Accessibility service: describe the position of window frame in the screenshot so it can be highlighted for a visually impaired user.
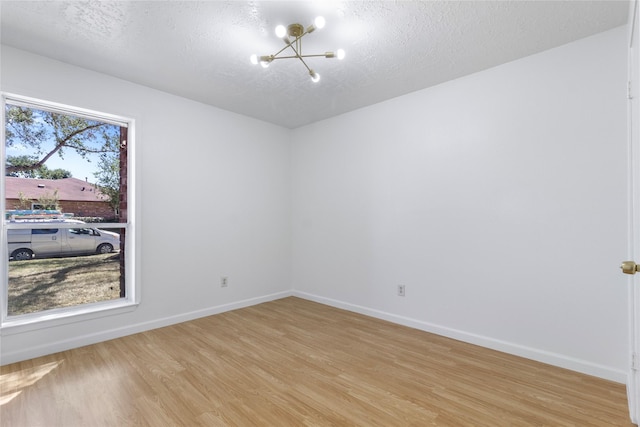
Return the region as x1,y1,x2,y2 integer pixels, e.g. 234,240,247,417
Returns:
0,93,138,334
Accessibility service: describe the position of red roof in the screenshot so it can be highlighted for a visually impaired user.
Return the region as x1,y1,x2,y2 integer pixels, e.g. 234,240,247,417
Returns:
5,177,109,202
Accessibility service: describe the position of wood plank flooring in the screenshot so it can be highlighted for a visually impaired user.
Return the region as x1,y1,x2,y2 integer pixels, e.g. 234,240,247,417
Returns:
0,297,633,426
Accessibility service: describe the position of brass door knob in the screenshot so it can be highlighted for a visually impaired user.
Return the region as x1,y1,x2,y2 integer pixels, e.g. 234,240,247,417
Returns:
621,261,640,275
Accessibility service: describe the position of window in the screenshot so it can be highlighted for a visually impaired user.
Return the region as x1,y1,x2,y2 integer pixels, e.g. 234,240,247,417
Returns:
31,229,58,235
1,93,136,328
69,228,93,235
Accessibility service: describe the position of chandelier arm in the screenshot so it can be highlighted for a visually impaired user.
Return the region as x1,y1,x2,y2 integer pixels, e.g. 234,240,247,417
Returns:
268,29,310,60
286,33,303,58
296,33,303,56
268,54,330,60
268,55,301,60
299,54,332,58
290,31,310,50
286,38,302,58
282,38,313,74
271,42,296,59
297,56,313,74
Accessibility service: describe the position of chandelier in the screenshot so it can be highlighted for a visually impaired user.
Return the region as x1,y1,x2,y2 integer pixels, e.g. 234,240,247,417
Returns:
250,16,345,83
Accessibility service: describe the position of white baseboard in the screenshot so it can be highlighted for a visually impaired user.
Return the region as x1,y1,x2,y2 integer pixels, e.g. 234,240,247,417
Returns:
3,290,629,385
1,291,293,365
293,291,628,384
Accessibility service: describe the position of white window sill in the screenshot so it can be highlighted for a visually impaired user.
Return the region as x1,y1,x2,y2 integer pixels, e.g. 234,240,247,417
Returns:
1,299,139,335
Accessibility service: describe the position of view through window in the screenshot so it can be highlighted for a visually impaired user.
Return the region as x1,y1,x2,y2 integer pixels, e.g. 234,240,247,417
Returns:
3,97,130,318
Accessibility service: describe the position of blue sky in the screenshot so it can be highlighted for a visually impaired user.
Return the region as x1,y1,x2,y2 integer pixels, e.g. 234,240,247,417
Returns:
43,150,101,183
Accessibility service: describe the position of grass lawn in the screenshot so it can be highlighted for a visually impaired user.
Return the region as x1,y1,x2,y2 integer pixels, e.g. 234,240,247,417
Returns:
8,253,121,316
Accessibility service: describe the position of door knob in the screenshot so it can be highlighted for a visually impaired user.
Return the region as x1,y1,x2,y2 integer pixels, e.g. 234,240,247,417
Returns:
621,261,640,275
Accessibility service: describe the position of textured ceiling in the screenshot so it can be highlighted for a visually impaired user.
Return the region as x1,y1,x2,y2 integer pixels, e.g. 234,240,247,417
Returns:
0,1,630,129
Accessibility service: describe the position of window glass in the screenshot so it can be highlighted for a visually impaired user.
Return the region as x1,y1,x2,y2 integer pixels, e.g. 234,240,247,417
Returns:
31,229,58,235
3,96,132,319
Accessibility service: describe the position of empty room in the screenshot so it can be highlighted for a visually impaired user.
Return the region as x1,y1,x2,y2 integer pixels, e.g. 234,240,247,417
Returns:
1,0,639,425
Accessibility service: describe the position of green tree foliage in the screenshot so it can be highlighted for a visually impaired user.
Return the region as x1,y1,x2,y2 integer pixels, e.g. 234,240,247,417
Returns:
6,155,72,179
6,155,40,177
14,192,32,210
43,168,73,179
93,152,120,214
35,190,61,211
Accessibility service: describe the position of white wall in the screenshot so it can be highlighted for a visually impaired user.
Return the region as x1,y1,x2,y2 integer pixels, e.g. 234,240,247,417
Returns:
0,46,292,363
291,27,629,382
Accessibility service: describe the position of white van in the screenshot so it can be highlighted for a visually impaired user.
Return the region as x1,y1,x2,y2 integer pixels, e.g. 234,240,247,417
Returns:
8,219,120,261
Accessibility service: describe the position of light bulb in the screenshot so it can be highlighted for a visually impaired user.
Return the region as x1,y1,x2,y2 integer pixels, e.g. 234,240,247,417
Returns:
314,16,325,29
337,49,345,60
259,55,271,68
275,25,287,38
310,70,320,83
250,54,258,65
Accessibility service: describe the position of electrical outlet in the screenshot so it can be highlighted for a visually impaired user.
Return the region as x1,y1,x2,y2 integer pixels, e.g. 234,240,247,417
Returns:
397,285,405,297
221,276,228,287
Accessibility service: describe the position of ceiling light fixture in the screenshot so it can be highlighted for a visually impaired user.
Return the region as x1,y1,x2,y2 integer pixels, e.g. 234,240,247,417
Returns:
250,16,345,83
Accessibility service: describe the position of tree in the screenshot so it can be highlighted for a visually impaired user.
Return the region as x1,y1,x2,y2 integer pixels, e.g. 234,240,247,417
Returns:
93,151,120,214
5,104,119,175
6,155,40,178
35,190,61,211
6,155,72,179
42,168,73,179
14,192,32,210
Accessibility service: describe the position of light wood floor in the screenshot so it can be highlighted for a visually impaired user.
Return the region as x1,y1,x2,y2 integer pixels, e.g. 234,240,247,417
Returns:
0,297,633,426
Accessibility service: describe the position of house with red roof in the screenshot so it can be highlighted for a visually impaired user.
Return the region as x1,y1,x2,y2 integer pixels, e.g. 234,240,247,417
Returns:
5,176,115,219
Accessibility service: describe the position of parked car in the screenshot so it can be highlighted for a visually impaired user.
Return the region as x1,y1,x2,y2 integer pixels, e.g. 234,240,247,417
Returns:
8,219,120,260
